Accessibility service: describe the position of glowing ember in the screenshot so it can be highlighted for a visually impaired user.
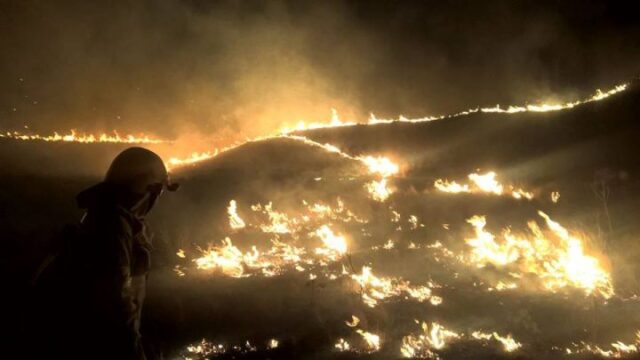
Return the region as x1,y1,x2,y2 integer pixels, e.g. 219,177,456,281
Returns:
334,338,351,352
181,338,265,359
267,339,279,349
184,339,227,358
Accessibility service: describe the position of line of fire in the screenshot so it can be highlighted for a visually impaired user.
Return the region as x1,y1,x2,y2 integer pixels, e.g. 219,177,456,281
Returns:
2,2,640,360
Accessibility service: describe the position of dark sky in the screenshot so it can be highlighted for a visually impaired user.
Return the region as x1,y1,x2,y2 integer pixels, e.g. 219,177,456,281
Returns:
1,0,638,142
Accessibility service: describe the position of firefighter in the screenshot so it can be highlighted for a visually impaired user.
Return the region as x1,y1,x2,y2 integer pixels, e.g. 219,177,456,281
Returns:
35,147,178,359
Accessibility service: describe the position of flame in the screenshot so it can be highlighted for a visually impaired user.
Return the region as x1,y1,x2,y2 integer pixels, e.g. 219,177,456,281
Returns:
435,171,533,200
488,281,518,292
188,199,371,278
357,155,399,202
345,315,360,327
401,323,523,358
182,338,266,359
168,151,218,168
313,225,348,262
283,83,628,133
465,212,614,298
358,156,400,178
480,84,628,114
185,339,227,358
227,200,246,230
0,129,164,144
279,108,357,133
194,238,251,278
471,331,522,352
194,237,308,278
335,338,351,352
551,191,561,203
356,329,381,352
251,202,297,234
365,179,393,202
166,131,402,208
468,172,504,195
400,322,461,358
566,339,639,358
434,179,470,193
351,266,438,308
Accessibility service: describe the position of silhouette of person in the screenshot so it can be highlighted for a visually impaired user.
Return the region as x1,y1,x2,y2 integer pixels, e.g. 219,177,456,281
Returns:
32,147,178,359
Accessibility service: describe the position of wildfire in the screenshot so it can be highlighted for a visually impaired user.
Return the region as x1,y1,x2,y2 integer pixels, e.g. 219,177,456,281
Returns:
471,331,522,352
194,236,310,278
400,322,461,359
356,329,382,352
435,171,534,200
182,338,277,359
334,338,351,352
480,84,628,114
358,155,400,178
194,238,252,278
465,212,614,298
351,266,439,308
283,83,628,131
313,225,348,262
227,200,246,230
345,315,360,327
364,179,393,202
168,151,218,168
186,198,374,278
267,339,279,349
0,129,165,144
566,338,640,358
184,339,227,358
433,179,470,193
251,202,298,234
401,322,524,359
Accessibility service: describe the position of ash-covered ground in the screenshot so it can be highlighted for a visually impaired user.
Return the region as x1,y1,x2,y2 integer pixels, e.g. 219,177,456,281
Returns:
3,81,640,359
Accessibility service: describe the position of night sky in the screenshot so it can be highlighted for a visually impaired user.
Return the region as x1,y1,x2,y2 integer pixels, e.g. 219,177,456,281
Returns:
1,0,639,141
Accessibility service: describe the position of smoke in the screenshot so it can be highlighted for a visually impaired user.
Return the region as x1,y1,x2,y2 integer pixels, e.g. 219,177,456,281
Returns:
1,0,640,151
